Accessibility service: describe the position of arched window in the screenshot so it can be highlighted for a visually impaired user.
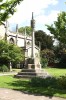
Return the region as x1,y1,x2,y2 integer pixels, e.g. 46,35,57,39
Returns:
27,41,30,45
9,38,14,44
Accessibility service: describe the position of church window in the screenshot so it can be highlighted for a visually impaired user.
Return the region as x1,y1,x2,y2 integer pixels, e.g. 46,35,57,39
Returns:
9,38,14,44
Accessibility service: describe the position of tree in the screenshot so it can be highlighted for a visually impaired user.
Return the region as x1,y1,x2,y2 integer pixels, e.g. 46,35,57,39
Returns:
41,49,55,67
46,12,66,45
46,12,66,68
0,40,24,67
8,43,24,63
18,26,32,35
0,0,23,23
53,44,66,68
35,30,54,50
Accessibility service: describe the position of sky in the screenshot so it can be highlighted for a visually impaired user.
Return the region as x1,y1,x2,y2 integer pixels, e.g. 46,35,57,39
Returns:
8,0,66,35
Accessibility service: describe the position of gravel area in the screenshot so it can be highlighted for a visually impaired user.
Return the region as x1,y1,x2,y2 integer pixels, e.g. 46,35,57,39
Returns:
0,88,66,100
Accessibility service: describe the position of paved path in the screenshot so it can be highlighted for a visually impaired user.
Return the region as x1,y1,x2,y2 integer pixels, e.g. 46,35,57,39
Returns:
0,72,17,76
0,88,66,100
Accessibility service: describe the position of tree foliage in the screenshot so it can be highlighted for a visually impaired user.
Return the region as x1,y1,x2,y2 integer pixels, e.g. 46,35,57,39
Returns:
41,49,55,66
0,0,23,23
18,26,32,36
46,12,66,45
35,30,54,50
0,40,24,66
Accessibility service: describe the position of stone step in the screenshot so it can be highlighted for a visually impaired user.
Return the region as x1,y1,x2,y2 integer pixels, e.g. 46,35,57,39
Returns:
18,72,37,75
15,73,50,78
18,72,48,76
15,72,49,78
21,69,36,72
15,69,51,78
15,75,36,78
21,69,45,73
18,71,47,74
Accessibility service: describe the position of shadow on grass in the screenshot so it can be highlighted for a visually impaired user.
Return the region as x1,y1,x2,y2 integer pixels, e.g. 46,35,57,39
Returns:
6,76,66,98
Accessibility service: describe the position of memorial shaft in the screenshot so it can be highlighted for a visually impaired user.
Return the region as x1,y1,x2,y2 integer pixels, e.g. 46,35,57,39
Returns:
31,12,35,58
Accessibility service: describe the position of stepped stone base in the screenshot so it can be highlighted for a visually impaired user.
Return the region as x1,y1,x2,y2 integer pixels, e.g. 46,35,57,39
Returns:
15,69,50,78
28,64,41,69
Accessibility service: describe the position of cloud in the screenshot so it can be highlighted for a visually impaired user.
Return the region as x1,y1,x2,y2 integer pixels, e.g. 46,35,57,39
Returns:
8,0,58,22
35,10,59,25
8,0,59,32
35,10,60,35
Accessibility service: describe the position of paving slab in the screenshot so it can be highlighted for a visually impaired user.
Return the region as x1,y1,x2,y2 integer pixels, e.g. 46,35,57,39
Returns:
0,88,66,100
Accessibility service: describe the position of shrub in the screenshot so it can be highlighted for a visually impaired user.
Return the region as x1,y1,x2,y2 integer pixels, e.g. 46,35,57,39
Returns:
58,54,66,68
41,58,48,68
41,49,55,68
0,65,9,72
30,76,66,90
57,76,66,89
30,77,57,87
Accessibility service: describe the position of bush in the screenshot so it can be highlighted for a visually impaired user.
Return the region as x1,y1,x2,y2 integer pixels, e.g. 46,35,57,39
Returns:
58,54,66,68
41,58,48,68
30,76,66,90
30,77,57,87
0,65,9,72
57,76,66,89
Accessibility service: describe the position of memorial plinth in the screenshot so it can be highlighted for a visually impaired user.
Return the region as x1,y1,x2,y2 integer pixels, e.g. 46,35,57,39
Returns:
15,13,47,78
15,69,50,78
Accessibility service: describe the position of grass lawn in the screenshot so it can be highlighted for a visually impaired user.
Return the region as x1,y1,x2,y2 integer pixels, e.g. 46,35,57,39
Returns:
0,75,29,89
45,67,66,77
0,68,22,74
0,75,66,98
12,68,22,72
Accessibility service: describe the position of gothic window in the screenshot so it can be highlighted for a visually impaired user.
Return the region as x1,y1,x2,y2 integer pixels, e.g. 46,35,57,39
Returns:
9,38,14,44
27,41,30,45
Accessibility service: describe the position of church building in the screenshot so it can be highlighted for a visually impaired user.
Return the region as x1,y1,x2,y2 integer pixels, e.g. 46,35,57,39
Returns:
0,14,41,69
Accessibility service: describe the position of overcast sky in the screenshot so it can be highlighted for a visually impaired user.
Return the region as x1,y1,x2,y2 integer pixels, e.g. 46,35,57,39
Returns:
8,0,66,35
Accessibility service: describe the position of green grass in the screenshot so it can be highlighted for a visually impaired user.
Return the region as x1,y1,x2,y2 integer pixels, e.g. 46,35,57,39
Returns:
0,75,29,89
0,68,22,74
0,75,66,98
12,68,22,72
0,68,66,98
45,67,66,77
